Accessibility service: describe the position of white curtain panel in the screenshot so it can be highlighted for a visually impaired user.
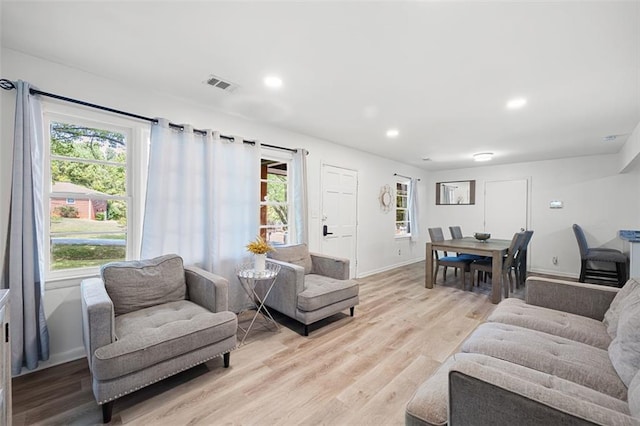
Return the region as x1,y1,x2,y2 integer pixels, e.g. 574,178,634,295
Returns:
3,80,50,374
210,134,260,312
141,119,216,267
408,178,421,242
291,148,309,244
141,121,260,312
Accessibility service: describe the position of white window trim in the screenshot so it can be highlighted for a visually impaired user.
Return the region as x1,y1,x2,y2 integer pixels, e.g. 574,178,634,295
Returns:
259,147,293,243
395,179,411,239
42,103,148,282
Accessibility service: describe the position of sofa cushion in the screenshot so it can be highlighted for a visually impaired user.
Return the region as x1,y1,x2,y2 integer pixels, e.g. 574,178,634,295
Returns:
461,322,627,399
629,369,640,419
609,289,640,386
268,244,313,274
297,274,359,312
405,355,456,426
102,254,187,315
604,278,640,339
92,300,237,380
487,298,611,349
406,352,632,426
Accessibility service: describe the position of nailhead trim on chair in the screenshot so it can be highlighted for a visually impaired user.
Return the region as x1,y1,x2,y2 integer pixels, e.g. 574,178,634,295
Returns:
97,347,236,404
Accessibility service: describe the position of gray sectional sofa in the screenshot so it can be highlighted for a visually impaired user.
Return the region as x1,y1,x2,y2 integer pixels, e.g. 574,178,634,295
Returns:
406,277,640,425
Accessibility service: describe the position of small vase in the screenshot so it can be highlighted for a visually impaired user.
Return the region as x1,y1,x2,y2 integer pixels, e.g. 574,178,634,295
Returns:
254,253,266,272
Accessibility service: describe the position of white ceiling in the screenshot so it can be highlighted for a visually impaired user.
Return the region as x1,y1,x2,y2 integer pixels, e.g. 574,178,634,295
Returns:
2,1,639,170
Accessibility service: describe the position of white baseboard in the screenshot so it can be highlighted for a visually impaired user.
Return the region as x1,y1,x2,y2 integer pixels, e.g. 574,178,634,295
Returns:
15,346,86,377
529,268,579,279
357,258,425,278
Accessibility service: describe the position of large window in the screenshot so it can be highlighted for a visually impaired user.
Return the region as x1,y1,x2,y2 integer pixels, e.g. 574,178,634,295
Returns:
44,108,144,279
259,157,291,246
396,181,411,236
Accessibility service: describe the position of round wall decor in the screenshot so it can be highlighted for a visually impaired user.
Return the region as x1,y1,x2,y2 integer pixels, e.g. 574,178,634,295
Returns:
379,184,393,213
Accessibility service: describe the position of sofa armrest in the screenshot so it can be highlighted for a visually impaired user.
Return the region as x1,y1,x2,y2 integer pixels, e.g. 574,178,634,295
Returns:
448,359,634,426
310,253,349,279
185,265,229,313
525,277,619,320
80,278,115,371
259,259,305,319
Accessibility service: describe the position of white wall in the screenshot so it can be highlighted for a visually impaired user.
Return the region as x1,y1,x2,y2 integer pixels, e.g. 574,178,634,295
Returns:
619,121,640,173
0,48,429,369
426,154,640,278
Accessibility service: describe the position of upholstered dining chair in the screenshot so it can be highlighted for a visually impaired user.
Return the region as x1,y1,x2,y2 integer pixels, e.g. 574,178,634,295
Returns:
428,227,474,289
449,226,464,240
449,226,487,261
572,224,627,286
81,254,237,423
512,230,534,288
470,232,525,294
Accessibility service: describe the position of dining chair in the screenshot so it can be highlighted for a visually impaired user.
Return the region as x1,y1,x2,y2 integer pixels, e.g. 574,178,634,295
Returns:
428,227,474,290
470,232,525,295
449,226,487,261
572,224,627,287
512,230,534,288
449,226,463,240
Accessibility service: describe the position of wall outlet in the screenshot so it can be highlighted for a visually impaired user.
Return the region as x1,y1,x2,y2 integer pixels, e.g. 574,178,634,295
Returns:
552,256,558,265
398,249,401,256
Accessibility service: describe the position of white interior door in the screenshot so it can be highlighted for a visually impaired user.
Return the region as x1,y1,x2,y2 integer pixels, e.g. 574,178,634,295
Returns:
321,164,358,278
484,179,529,239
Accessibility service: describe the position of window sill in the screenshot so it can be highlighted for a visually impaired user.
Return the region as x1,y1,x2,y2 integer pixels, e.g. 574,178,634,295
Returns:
395,234,411,240
46,269,100,290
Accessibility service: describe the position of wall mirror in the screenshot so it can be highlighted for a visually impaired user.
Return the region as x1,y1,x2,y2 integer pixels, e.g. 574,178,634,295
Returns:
436,180,476,205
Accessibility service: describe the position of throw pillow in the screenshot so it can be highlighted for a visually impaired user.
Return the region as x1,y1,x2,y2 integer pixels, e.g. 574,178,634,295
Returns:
608,288,640,386
268,244,313,274
603,278,640,339
102,254,187,315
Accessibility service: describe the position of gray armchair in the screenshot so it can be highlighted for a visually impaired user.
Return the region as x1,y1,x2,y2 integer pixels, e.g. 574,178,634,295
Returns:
258,244,359,336
81,254,237,423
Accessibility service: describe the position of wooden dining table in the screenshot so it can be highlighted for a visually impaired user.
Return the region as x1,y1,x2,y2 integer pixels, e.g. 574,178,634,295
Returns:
425,237,512,304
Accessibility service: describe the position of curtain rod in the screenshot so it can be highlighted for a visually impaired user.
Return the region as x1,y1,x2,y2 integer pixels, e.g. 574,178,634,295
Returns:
394,173,421,181
0,78,300,154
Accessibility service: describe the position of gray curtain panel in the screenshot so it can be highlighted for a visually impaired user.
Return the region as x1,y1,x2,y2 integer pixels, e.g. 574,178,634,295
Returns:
2,80,50,374
408,177,420,242
292,148,309,245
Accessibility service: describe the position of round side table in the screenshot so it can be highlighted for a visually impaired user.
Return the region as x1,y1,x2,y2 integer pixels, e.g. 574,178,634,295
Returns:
236,261,281,344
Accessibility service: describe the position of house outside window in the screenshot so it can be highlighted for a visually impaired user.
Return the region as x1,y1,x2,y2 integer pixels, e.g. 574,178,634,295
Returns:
396,181,411,237
43,106,146,279
260,155,292,246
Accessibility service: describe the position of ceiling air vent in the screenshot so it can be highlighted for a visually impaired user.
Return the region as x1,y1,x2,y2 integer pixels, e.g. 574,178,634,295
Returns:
205,74,238,93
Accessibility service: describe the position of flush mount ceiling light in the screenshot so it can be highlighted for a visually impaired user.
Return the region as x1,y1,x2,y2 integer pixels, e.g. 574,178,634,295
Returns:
506,97,527,109
264,75,283,89
386,129,399,138
473,152,494,162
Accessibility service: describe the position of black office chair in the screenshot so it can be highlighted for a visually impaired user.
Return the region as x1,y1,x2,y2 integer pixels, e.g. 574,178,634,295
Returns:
572,224,627,287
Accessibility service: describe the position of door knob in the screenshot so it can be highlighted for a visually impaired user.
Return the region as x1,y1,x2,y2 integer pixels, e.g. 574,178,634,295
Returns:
323,225,333,236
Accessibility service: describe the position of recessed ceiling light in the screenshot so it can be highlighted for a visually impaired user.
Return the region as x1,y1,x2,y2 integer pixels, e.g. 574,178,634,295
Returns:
473,152,494,162
422,157,432,162
264,75,283,89
506,98,527,109
386,129,399,138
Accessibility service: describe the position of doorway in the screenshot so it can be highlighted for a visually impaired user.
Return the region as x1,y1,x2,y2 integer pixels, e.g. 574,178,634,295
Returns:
320,164,358,278
484,178,529,239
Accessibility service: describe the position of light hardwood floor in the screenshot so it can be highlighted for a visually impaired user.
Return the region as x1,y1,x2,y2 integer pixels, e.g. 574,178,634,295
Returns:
12,262,504,425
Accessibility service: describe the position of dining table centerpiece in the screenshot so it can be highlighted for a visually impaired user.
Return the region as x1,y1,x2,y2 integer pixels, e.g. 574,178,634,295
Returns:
246,236,274,272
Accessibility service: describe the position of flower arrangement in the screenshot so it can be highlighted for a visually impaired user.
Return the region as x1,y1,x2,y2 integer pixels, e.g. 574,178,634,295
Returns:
245,236,274,255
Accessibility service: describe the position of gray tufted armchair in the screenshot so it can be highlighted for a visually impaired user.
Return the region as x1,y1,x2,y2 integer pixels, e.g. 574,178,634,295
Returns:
81,254,237,423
